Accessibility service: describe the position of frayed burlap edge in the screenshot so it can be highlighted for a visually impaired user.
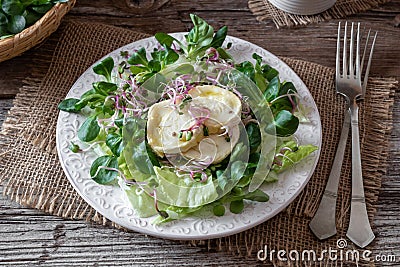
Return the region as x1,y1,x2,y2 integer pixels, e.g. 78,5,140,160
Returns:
248,0,391,28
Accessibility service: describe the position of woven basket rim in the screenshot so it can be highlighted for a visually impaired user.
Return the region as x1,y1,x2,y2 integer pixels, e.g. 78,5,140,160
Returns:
0,0,76,62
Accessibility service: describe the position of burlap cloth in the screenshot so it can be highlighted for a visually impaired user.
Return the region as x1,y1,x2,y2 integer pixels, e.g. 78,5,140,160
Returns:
248,0,391,28
0,21,397,266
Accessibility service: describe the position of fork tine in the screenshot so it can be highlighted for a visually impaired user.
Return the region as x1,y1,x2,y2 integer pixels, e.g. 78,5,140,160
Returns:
356,23,361,79
343,22,348,77
362,32,377,96
336,22,341,79
349,22,354,77
360,29,371,76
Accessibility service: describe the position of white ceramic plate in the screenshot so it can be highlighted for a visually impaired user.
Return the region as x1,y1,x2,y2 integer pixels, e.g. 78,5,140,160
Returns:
56,33,322,240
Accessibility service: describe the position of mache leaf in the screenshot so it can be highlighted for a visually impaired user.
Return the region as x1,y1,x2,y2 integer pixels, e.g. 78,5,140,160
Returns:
263,76,280,102
246,122,261,153
7,15,25,34
210,26,227,48
92,81,117,96
127,47,148,66
77,116,100,142
90,155,118,184
58,98,81,113
213,204,225,216
2,0,24,16
266,110,299,137
106,133,124,157
243,189,269,202
229,200,244,214
235,61,255,81
93,57,114,82
155,32,175,48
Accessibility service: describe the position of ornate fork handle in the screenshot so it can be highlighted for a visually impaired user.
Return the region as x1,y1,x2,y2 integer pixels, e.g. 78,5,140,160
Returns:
309,106,350,239
346,101,375,248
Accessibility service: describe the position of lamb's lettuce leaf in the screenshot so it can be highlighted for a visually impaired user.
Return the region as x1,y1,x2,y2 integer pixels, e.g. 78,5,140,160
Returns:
272,140,318,173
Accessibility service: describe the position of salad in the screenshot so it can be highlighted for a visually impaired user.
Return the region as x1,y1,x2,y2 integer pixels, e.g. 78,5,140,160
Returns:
58,14,317,224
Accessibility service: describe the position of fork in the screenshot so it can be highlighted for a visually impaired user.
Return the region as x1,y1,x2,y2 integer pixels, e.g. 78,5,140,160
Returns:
309,22,377,248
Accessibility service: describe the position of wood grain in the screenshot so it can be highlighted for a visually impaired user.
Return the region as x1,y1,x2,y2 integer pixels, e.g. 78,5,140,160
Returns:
0,0,399,265
0,188,260,266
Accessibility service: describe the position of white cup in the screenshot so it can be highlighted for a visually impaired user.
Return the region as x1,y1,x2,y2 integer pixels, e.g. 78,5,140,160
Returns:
268,0,337,15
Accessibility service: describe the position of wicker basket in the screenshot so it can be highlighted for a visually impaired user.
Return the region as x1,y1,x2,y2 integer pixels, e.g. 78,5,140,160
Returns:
0,0,76,63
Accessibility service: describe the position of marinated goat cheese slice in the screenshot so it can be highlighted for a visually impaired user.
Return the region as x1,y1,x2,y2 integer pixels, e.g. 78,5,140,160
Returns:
182,124,240,164
147,100,203,157
188,85,242,134
147,84,242,163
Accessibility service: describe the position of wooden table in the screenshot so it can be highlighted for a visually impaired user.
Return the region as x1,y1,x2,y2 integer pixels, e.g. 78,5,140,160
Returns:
1,1,399,266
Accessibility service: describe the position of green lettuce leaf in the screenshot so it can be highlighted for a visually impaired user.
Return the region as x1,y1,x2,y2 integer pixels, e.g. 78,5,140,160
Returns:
153,167,218,208
152,205,205,224
273,140,318,173
122,185,158,218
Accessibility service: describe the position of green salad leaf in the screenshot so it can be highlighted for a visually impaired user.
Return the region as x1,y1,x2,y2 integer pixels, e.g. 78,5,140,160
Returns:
106,133,123,157
272,140,318,173
125,46,179,84
246,122,261,153
123,118,159,175
155,14,231,61
152,205,204,224
210,25,228,49
93,57,114,82
90,155,118,184
186,14,214,55
154,32,176,48
93,81,118,96
77,116,100,142
123,185,159,218
58,98,80,113
267,110,299,137
229,200,244,214
151,46,179,68
263,76,280,102
235,52,302,137
212,204,225,216
153,167,218,208
128,47,148,66
0,0,68,38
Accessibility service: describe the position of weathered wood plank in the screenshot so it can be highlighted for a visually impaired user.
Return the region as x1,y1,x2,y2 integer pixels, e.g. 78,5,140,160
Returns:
0,99,13,125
